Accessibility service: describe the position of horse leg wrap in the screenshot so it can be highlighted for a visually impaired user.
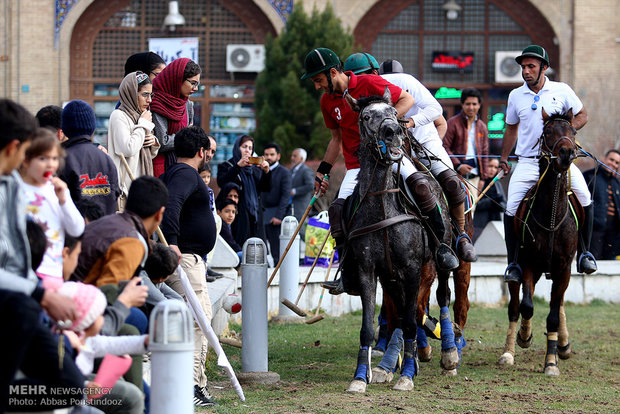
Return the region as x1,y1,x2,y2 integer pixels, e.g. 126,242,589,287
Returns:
417,326,429,349
558,306,569,347
401,339,419,379
354,346,372,383
503,320,518,356
377,328,403,373
422,313,441,340
545,332,559,367
440,306,456,350
374,313,389,352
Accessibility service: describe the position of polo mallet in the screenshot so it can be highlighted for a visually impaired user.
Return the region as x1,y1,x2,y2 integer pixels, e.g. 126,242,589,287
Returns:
305,249,336,324
281,230,331,317
465,169,505,214
119,154,168,246
267,174,329,287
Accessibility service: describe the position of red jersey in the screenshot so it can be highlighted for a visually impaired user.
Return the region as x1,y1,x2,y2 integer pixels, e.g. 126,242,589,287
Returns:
320,72,402,169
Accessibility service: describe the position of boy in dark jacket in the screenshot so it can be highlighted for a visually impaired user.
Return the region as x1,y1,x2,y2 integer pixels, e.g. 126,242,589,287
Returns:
59,100,120,215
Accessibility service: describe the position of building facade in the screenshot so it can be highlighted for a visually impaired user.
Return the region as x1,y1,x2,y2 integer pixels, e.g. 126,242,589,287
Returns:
1,0,618,158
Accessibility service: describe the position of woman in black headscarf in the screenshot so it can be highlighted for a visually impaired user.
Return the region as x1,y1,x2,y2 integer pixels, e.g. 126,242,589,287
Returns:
124,52,166,79
217,135,271,246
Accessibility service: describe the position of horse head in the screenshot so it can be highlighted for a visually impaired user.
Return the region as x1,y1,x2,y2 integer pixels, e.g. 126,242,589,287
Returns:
345,87,404,164
541,108,577,171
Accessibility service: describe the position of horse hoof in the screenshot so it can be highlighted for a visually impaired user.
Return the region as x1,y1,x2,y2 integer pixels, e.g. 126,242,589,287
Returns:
371,349,385,358
392,376,414,391
371,367,393,384
558,343,572,360
442,368,458,377
544,365,560,376
346,379,367,393
440,348,460,370
517,333,533,349
418,345,432,362
498,352,514,367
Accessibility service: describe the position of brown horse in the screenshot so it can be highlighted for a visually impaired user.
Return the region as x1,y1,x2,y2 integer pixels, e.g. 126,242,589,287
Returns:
498,109,581,375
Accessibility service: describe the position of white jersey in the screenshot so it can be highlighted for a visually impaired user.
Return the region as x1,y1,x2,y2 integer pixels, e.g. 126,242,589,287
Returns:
505,77,583,158
381,73,442,145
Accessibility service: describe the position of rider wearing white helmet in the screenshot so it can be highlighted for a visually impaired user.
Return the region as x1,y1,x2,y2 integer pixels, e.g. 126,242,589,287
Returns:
500,44,597,282
344,53,477,263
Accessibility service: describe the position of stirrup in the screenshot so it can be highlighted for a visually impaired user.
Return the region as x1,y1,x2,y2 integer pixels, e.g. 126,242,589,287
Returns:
504,263,522,283
321,278,344,295
577,252,597,274
455,233,477,262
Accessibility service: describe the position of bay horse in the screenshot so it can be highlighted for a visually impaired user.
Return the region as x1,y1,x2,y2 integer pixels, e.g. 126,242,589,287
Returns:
498,109,581,375
341,88,459,392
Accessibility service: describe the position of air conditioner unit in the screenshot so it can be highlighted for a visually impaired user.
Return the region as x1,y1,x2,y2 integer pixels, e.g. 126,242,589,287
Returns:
226,44,265,73
495,51,522,83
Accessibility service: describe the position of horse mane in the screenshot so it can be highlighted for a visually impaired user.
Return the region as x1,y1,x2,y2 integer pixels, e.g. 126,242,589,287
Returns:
546,112,572,123
356,94,390,111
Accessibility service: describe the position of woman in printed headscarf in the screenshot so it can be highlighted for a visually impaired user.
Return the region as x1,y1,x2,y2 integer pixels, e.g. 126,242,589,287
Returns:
124,51,166,79
217,135,271,246
150,57,201,177
107,71,159,207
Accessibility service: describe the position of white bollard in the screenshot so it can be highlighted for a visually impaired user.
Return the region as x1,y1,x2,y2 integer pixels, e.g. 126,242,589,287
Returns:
241,238,269,372
149,300,194,414
278,216,300,317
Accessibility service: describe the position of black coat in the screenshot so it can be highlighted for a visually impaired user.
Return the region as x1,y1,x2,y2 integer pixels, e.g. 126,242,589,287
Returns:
583,167,620,230
261,164,292,223
290,163,315,220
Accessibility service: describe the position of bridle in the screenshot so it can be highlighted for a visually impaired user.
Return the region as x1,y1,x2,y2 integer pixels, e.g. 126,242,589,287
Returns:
358,103,404,166
539,117,577,162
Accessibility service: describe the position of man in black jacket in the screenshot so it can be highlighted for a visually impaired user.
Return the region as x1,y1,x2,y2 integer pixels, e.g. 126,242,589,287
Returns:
261,142,292,264
290,148,315,239
583,149,620,259
59,100,119,215
159,126,217,407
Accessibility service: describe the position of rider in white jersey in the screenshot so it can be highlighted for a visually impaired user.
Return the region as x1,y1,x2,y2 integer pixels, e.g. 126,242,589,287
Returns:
343,53,477,262
499,45,597,282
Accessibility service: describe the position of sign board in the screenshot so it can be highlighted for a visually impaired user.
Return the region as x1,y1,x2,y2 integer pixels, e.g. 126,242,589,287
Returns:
434,87,462,100
431,51,474,73
148,37,199,64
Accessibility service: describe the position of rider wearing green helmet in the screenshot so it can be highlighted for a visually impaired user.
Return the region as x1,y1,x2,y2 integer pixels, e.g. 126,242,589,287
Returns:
343,52,380,75
515,44,550,88
301,47,342,94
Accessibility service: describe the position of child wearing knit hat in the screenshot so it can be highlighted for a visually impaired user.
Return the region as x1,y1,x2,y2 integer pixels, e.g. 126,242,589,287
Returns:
58,282,147,412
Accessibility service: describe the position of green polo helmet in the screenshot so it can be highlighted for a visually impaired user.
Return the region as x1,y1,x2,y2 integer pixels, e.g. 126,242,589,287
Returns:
343,52,380,74
515,44,549,66
301,48,341,80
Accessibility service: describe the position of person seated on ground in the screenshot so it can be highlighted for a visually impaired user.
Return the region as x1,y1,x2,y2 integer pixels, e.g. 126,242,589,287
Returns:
217,198,243,262
140,242,183,316
473,158,507,242
59,282,146,414
76,197,105,224
1,98,88,413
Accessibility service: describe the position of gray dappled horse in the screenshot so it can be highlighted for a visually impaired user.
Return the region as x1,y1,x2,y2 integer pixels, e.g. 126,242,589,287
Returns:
342,88,459,392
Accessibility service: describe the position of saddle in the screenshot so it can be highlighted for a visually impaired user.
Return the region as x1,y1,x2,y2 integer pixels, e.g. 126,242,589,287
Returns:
515,184,584,246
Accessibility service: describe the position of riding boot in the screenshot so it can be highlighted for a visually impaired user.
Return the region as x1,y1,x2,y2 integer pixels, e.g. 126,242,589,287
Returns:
450,203,477,262
321,198,347,295
576,204,597,274
406,173,459,271
503,215,522,283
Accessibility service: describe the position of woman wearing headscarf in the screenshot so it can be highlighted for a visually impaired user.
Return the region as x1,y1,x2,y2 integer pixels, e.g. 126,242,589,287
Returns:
217,135,271,246
124,51,166,79
150,57,201,177
107,71,159,207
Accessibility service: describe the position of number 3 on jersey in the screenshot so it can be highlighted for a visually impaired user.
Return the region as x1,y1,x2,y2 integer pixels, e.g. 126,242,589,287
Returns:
334,107,342,121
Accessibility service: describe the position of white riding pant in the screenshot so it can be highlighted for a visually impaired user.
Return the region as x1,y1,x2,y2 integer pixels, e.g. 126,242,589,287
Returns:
338,156,418,199
505,157,591,216
412,137,452,176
